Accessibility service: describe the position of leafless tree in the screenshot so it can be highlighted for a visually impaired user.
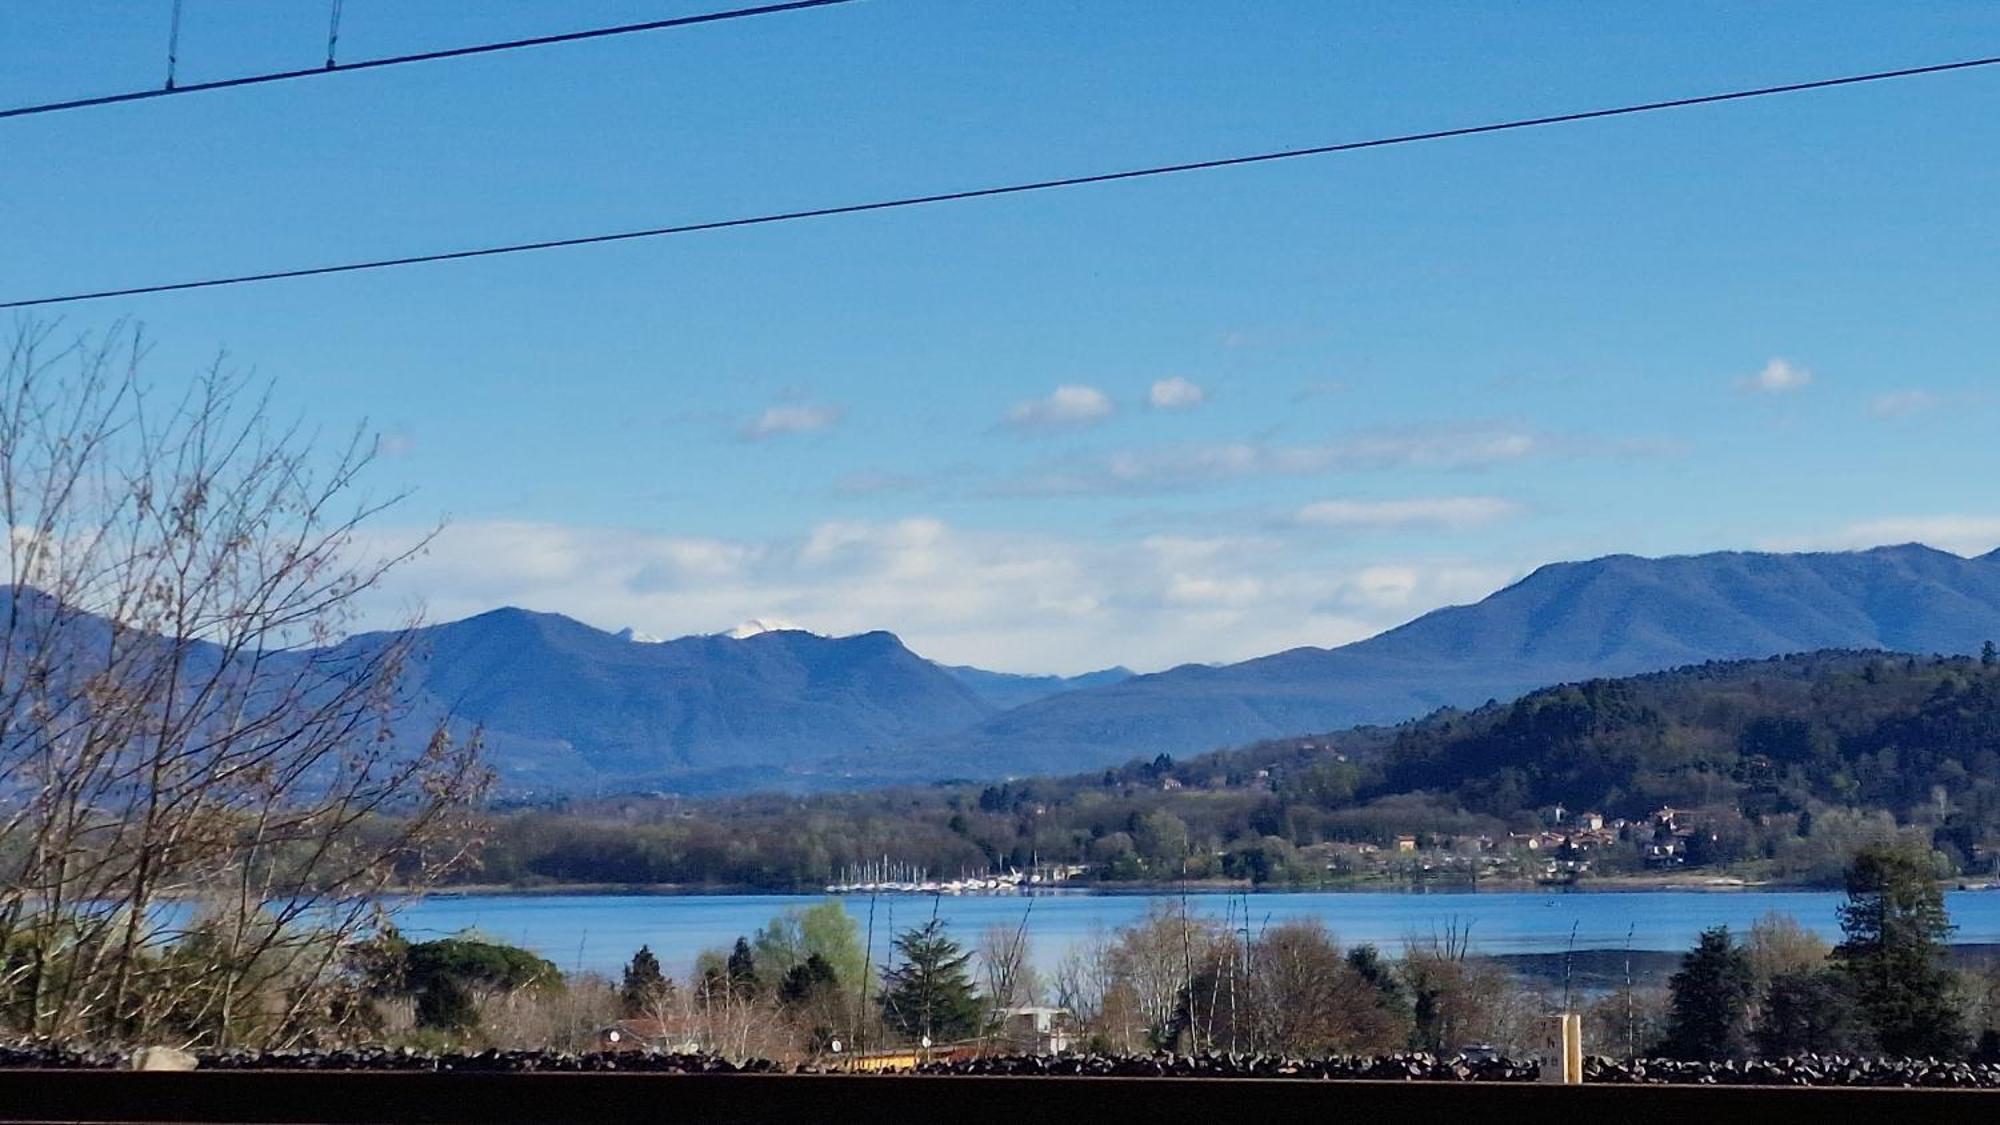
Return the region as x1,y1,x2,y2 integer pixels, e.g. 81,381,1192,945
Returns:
1073,901,1229,1052
977,921,1040,1010
1181,920,1406,1056
1584,984,1670,1060
1401,921,1543,1055
1051,927,1112,1041
680,968,797,1061
0,321,488,1048
1745,911,1830,984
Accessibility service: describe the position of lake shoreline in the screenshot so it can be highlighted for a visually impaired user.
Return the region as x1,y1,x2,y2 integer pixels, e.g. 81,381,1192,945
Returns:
414,873,1862,899
395,887,2000,978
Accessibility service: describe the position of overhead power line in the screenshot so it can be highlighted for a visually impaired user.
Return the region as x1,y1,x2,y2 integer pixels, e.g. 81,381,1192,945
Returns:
0,0,863,122
5,53,1996,311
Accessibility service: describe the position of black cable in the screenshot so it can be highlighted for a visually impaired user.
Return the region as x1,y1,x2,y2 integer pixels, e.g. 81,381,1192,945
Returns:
5,53,1995,310
0,0,864,122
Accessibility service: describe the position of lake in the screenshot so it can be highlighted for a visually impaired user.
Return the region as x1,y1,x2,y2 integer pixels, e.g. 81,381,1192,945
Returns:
393,888,2000,979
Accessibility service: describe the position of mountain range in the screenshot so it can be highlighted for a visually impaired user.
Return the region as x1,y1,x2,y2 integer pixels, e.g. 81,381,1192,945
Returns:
373,542,2000,793
360,611,1134,793
12,544,1998,795
931,543,2000,775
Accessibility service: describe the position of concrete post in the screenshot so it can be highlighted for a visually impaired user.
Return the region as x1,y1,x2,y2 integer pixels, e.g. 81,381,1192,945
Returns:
1538,1013,1584,1084
1560,1012,1583,1085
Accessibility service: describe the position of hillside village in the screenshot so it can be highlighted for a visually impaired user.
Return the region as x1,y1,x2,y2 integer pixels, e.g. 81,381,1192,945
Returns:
463,648,2000,892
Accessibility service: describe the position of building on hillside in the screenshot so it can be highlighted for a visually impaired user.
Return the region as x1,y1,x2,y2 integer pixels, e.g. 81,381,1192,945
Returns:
995,1006,1079,1054
1394,835,1418,853
1645,838,1688,867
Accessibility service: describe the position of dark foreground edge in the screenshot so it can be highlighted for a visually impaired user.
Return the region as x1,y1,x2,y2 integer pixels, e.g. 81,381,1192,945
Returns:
0,1071,1996,1125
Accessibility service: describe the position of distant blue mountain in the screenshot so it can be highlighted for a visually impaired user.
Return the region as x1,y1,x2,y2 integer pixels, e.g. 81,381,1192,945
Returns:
929,544,2000,776
375,610,998,793
98,542,2000,795
939,663,1134,710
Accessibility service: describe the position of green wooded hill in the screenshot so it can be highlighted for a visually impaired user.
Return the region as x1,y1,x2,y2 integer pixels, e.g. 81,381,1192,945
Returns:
467,648,2000,889
1376,648,2000,827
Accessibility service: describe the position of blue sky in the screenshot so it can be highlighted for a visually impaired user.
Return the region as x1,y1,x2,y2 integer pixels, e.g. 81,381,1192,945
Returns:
4,2,1997,672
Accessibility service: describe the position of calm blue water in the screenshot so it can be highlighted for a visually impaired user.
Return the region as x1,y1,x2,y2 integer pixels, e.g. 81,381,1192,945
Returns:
392,889,2000,979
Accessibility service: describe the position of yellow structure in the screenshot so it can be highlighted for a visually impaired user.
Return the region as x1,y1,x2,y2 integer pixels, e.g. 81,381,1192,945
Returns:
1537,1013,1584,1084
1558,1013,1583,1084
841,1050,923,1073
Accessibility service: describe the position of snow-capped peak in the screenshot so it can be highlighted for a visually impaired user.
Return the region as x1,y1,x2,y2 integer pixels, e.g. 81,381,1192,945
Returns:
615,627,665,644
725,618,807,639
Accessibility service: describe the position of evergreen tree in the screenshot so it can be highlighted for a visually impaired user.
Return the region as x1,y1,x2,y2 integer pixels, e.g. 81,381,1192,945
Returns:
1755,969,1866,1057
726,936,760,993
780,952,846,1053
415,974,479,1034
1834,842,1967,1057
401,935,561,1035
1660,926,1753,1060
1345,944,1412,1028
779,953,840,1007
620,945,671,1017
1983,640,1997,668
879,918,982,1044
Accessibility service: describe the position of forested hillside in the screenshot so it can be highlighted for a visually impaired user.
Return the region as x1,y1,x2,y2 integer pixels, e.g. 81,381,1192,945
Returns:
931,545,2000,774
462,647,2000,889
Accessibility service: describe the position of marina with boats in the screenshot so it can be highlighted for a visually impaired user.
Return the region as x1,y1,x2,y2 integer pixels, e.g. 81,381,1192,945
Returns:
824,860,1089,895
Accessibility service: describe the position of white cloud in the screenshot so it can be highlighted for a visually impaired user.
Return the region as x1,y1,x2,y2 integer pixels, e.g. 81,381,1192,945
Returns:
1739,358,1812,394
1868,389,1940,419
740,403,844,440
1004,385,1115,431
1294,496,1521,530
359,517,1522,674
1765,515,2000,559
1002,424,1541,496
1148,376,1206,411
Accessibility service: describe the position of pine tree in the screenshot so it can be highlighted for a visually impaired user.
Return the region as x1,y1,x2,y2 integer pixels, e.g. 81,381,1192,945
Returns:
402,936,560,1035
780,953,840,1007
727,936,760,993
1345,944,1412,1028
620,945,671,1017
1834,842,1967,1057
879,918,982,1045
415,974,478,1034
1755,969,1866,1057
1660,926,1753,1060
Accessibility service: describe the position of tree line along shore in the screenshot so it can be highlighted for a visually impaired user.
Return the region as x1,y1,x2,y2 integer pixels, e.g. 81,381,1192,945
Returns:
441,648,2000,894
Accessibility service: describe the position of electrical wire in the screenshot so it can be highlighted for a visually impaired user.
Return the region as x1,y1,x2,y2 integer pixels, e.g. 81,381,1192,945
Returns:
0,0,864,122
5,52,1996,310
